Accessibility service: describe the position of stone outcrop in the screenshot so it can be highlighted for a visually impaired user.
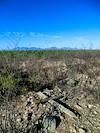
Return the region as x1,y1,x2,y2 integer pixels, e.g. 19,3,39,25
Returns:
0,89,100,133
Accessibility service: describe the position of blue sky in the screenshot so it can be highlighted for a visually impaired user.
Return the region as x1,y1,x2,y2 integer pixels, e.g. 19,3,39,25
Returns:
0,0,100,49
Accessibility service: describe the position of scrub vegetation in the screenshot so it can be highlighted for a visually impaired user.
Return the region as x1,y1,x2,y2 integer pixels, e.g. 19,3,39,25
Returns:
0,50,100,133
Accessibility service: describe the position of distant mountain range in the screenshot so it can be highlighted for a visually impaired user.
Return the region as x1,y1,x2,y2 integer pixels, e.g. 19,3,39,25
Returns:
12,47,80,51
13,47,42,51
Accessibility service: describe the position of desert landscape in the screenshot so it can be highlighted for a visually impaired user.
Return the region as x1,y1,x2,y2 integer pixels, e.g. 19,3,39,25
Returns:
0,50,100,133
0,0,100,132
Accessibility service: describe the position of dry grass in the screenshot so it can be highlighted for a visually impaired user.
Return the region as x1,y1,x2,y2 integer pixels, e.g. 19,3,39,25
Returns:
0,50,100,132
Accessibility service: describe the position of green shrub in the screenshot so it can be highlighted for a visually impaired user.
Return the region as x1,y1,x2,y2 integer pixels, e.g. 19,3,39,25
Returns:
0,74,20,91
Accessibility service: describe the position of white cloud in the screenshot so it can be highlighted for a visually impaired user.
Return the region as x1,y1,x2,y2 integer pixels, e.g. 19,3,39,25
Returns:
51,35,62,39
30,32,35,36
0,33,98,49
74,37,84,41
72,37,95,49
37,33,44,37
30,32,48,37
30,32,63,39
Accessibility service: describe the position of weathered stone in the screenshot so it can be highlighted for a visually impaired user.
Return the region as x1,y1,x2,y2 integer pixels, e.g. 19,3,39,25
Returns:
66,78,79,87
69,126,77,133
87,104,93,109
1,88,100,133
78,128,87,133
43,115,57,133
37,92,78,119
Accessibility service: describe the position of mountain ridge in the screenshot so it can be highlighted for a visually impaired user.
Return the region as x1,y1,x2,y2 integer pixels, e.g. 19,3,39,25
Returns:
12,47,80,51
